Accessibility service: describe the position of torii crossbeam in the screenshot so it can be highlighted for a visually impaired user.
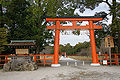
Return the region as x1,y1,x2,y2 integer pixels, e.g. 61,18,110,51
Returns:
46,16,104,66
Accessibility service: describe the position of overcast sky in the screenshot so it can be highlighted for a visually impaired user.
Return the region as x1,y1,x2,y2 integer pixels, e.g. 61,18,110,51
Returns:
59,2,111,46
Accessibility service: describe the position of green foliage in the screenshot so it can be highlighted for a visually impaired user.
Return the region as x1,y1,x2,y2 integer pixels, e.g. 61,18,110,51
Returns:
94,12,110,48
59,44,64,54
1,0,120,54
0,28,8,54
1,0,78,53
74,42,90,53
59,42,90,55
59,43,74,55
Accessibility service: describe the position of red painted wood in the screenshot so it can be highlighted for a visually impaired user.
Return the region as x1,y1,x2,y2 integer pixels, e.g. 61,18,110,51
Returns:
46,18,103,21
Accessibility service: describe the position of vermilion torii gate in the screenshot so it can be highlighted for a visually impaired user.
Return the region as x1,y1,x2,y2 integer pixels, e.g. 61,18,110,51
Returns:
46,16,103,66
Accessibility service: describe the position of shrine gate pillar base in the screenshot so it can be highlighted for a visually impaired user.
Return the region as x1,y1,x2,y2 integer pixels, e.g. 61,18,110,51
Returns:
89,21,100,66
51,21,61,67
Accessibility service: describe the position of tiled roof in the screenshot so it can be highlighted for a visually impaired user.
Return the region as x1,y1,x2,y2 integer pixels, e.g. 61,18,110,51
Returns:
7,40,36,46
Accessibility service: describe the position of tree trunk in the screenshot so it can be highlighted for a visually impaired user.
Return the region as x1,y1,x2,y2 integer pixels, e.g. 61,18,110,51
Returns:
112,0,116,23
111,0,117,53
0,4,4,28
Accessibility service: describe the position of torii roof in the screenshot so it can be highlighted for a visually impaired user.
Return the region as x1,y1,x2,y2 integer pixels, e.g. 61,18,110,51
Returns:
42,13,107,19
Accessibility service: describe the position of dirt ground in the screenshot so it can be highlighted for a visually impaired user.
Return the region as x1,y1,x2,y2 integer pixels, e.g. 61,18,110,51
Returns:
0,64,120,80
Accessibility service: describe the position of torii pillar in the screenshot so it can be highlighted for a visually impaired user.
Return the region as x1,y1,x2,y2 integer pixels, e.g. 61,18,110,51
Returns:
89,21,100,66
51,21,61,67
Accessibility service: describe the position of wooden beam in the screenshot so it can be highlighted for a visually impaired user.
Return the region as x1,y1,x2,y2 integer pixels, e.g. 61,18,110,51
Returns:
47,25,102,29
46,18,103,21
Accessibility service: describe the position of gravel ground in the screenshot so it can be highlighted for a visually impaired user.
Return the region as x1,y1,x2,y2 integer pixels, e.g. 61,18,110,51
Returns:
0,65,120,80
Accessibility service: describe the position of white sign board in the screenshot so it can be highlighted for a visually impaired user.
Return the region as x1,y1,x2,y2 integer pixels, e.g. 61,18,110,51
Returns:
103,60,107,64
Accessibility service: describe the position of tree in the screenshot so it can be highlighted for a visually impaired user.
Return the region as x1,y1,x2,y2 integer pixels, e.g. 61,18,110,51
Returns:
0,28,8,54
59,42,91,56
0,0,10,28
59,44,64,54
94,12,110,48
60,43,74,55
2,0,120,53
74,42,90,53
70,0,120,52
3,0,78,53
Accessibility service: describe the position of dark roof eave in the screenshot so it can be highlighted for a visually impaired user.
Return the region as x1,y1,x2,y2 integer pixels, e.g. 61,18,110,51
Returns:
7,44,36,46
42,14,107,19
11,40,36,43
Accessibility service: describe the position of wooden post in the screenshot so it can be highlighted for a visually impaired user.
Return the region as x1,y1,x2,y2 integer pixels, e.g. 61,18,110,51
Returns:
105,54,108,65
34,55,36,62
54,21,60,64
44,55,45,66
99,52,101,64
117,55,119,66
108,37,112,66
5,56,7,63
89,21,98,65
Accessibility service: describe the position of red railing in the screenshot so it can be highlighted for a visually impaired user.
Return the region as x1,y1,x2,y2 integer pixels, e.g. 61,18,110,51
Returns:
97,53,120,65
0,54,54,66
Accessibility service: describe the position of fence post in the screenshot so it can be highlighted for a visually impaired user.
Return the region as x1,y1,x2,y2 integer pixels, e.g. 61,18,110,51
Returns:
105,54,108,65
117,55,119,66
5,56,8,64
108,47,112,66
99,52,101,64
34,55,36,62
44,55,45,66
115,54,117,65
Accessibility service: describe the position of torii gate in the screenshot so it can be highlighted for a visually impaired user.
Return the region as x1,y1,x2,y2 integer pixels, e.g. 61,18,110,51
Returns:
46,16,103,66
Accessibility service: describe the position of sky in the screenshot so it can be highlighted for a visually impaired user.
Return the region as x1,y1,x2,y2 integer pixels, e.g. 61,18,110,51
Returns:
59,2,111,46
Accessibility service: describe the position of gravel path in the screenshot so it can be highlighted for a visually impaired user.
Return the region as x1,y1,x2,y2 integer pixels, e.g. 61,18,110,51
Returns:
0,65,120,80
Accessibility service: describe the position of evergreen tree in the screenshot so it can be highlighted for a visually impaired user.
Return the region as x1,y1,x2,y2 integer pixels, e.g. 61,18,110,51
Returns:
0,28,8,54
71,0,120,51
2,0,76,53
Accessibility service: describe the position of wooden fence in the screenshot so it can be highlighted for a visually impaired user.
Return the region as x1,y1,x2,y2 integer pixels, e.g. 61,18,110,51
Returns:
97,53,120,65
0,54,54,66
1,53,120,66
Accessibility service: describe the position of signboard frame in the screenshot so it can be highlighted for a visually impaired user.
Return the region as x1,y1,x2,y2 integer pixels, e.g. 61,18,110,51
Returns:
16,49,29,54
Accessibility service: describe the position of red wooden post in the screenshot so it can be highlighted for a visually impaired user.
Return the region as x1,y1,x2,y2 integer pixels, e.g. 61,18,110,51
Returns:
96,54,99,63
89,21,100,66
54,21,60,64
105,54,108,65
105,54,107,60
44,55,45,66
5,56,8,63
115,54,118,65
34,55,36,62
